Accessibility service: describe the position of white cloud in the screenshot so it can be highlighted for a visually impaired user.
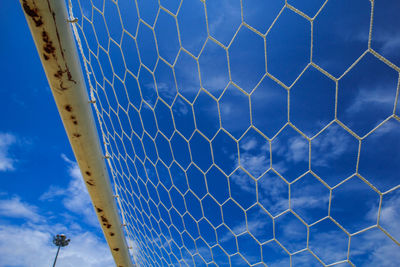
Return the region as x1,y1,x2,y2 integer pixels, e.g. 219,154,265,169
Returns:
312,123,352,167
368,119,400,139
372,29,400,56
175,51,202,94
126,237,140,265
240,138,258,151
246,215,272,239
309,228,348,264
0,196,43,223
0,223,114,267
61,154,83,180
376,190,400,242
239,153,268,177
40,185,66,201
239,135,270,178
173,97,190,116
288,137,309,163
156,82,177,103
273,134,308,165
291,194,329,212
379,35,400,55
0,191,114,267
279,215,306,241
380,200,399,228
207,0,240,41
350,227,400,267
202,75,229,94
230,169,256,193
258,171,289,216
0,133,17,171
345,86,396,115
40,154,98,227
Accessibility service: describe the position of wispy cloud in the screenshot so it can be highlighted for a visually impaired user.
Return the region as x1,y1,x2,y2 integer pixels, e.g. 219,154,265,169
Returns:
206,0,240,45
372,29,400,56
0,196,43,223
291,194,329,212
61,154,83,180
308,219,349,264
288,137,309,163
274,134,308,164
230,169,255,194
350,227,400,266
272,128,309,179
377,190,400,242
279,215,306,240
311,123,353,167
368,119,399,139
258,171,289,216
239,130,270,178
246,211,272,240
156,82,176,103
0,132,17,171
345,85,396,115
40,154,98,227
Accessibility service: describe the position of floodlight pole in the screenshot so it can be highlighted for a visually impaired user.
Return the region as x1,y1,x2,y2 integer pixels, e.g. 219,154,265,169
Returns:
52,234,70,267
53,246,61,267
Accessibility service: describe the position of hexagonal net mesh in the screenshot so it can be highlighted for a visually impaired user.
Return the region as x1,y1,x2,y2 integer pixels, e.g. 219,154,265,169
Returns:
67,0,400,266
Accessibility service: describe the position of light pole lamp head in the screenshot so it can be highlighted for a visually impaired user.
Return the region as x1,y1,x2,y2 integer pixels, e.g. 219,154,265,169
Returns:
53,234,71,247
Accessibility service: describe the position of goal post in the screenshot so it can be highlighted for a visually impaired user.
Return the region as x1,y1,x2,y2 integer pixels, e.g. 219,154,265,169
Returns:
20,0,133,266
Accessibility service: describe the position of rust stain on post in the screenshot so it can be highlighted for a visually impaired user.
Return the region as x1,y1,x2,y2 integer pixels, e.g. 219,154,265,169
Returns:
22,0,43,27
22,0,77,92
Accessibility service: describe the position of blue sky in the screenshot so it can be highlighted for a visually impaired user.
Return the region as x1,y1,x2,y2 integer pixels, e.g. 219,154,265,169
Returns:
2,0,400,266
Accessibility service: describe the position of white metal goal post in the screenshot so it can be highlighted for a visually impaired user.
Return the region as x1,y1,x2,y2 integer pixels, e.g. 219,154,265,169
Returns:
20,0,133,266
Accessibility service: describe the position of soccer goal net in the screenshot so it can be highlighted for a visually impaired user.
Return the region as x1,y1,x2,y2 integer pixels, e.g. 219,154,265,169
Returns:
22,0,400,266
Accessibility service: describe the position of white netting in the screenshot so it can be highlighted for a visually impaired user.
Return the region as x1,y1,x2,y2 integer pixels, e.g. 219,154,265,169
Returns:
68,0,400,266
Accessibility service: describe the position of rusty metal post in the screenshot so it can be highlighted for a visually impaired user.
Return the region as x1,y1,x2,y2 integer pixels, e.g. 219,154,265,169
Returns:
19,1,134,266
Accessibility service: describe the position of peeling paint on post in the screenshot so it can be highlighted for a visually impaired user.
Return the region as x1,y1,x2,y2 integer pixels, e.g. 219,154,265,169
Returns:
20,0,134,266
